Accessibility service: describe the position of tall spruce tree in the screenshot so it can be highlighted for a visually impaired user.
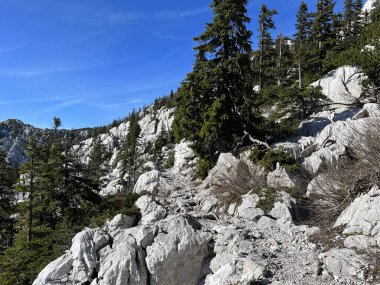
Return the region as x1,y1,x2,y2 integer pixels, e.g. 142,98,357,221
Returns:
174,0,263,168
294,1,313,88
258,4,278,89
120,111,141,189
275,34,294,86
88,137,108,192
352,0,363,34
311,0,336,76
0,151,17,253
344,0,354,36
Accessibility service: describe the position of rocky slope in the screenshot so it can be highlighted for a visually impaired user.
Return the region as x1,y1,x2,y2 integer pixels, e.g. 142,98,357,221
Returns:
0,119,92,165
29,65,380,285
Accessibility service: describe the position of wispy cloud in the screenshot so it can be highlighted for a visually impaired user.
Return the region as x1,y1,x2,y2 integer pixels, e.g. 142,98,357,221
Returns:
153,31,189,41
0,44,26,55
154,7,209,20
40,98,87,113
98,7,209,26
104,12,147,24
0,60,119,78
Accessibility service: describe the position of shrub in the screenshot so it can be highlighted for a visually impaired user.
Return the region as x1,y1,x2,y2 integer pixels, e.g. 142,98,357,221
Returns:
196,159,213,179
252,187,279,213
89,191,140,227
249,146,299,172
212,159,266,207
164,151,175,169
308,119,380,228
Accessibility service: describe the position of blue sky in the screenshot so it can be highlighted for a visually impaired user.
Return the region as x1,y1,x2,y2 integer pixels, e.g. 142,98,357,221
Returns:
0,0,344,129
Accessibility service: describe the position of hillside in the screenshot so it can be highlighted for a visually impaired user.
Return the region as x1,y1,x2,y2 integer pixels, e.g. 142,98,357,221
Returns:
1,0,380,284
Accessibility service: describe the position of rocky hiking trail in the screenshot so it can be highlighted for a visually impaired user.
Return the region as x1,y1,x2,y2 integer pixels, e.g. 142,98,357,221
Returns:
32,65,380,285
33,154,369,285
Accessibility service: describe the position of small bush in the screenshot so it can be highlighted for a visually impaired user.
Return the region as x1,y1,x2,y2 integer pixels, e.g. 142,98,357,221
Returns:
249,146,298,172
252,187,279,213
309,225,346,252
89,191,140,227
308,120,380,228
164,151,175,169
212,159,266,207
197,159,213,179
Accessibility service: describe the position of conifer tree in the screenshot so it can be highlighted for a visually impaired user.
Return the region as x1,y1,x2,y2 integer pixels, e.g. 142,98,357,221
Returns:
258,4,278,89
294,1,313,88
174,0,263,167
275,34,293,86
0,151,17,253
88,137,108,191
120,111,141,189
344,0,354,36
352,0,363,34
311,0,336,76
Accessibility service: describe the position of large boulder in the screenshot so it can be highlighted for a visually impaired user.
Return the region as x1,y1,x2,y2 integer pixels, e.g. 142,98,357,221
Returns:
334,186,380,238
310,66,366,106
33,229,110,285
267,164,303,190
34,214,213,285
146,215,213,285
135,195,167,225
133,170,162,196
319,249,368,280
172,141,197,177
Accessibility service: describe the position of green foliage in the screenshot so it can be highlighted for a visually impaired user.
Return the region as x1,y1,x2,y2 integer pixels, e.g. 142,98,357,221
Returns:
153,125,168,162
0,151,18,253
196,159,213,179
88,137,109,191
174,0,263,170
250,146,298,172
252,187,279,213
89,191,140,227
119,110,142,189
0,227,64,285
258,4,278,89
164,151,175,169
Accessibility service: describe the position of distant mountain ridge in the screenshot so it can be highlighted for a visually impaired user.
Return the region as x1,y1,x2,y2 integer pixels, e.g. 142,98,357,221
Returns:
0,119,93,165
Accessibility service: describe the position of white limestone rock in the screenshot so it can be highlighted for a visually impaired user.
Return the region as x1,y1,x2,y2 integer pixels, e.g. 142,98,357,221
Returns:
173,141,197,177
235,194,264,221
106,214,136,233
335,186,380,236
344,235,377,250
133,170,162,195
319,248,368,280
310,66,366,106
33,228,110,285
135,195,167,224
146,215,213,285
269,192,297,221
32,254,73,285
353,103,380,119
267,163,302,190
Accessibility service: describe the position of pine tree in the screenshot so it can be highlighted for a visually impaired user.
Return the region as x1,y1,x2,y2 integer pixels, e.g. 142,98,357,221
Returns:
311,0,336,76
258,4,278,89
0,151,17,253
344,0,354,36
174,0,263,167
88,137,108,191
294,1,313,88
352,0,363,34
120,111,141,189
275,34,294,86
